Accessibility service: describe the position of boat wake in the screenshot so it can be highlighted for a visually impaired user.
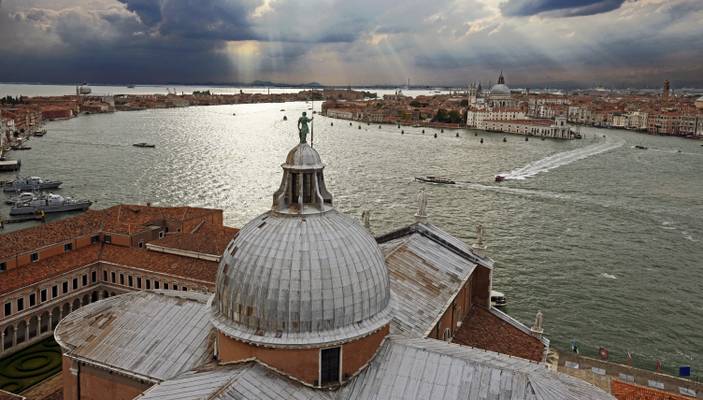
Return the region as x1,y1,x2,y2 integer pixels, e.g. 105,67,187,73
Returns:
499,139,624,181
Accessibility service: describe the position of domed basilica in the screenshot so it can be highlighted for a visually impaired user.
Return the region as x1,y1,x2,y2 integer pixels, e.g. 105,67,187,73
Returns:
54,125,614,399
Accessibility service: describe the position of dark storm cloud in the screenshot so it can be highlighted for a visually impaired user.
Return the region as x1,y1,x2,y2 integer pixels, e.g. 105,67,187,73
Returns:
119,0,162,26
500,0,629,17
0,0,702,86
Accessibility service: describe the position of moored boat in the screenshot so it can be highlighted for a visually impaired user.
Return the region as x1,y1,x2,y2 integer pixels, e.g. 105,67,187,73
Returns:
133,142,156,148
10,193,92,216
415,176,456,185
491,290,507,308
495,175,506,182
634,145,648,150
5,192,36,205
2,176,62,192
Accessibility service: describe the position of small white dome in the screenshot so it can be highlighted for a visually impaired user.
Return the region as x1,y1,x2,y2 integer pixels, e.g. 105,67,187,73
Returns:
284,143,323,169
490,83,511,95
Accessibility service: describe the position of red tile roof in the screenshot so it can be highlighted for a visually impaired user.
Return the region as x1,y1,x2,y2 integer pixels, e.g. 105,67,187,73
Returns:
452,306,545,362
0,205,223,259
148,222,238,256
100,246,218,284
0,246,101,295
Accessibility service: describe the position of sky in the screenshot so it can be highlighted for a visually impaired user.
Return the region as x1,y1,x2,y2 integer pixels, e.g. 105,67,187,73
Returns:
0,0,701,88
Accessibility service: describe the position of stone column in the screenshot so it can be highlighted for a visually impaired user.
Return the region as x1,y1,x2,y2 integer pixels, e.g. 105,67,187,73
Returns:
37,315,42,334
13,325,17,347
1,330,4,352
25,319,29,341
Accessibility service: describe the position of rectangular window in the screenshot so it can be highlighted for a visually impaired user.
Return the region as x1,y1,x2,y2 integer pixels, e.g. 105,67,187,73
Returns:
91,235,100,244
64,243,73,252
138,241,144,248
52,285,58,298
128,276,133,287
0,262,6,272
173,284,178,291
104,235,112,244
154,281,159,289
320,347,341,385
91,271,97,283
72,278,78,290
4,302,10,317
17,298,24,312
120,274,124,285
137,277,142,289
31,252,39,262
63,281,68,293
146,280,151,290
182,287,187,292
40,289,47,302
159,231,165,239
82,274,88,286
29,293,36,307
111,272,116,283
103,271,108,281
164,283,169,289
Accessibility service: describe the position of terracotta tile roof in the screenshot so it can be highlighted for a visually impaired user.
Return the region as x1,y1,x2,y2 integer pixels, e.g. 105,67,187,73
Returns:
100,246,218,284
0,205,223,259
0,210,104,260
452,306,545,362
611,380,691,400
0,391,25,400
148,222,238,256
0,245,101,295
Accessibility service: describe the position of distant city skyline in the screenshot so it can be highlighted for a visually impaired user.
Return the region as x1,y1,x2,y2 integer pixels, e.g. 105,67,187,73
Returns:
0,0,702,88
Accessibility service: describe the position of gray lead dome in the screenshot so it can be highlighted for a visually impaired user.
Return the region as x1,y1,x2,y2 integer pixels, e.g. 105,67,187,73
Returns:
210,143,392,347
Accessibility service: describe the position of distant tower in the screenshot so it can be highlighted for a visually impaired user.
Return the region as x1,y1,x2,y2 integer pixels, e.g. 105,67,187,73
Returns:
663,80,670,101
497,70,505,85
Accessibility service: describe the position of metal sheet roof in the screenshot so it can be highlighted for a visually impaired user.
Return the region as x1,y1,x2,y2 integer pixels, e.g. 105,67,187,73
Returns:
340,337,614,400
55,290,214,381
138,337,614,400
380,224,479,337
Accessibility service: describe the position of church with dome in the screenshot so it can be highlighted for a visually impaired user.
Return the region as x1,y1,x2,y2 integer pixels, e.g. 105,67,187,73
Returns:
53,128,614,400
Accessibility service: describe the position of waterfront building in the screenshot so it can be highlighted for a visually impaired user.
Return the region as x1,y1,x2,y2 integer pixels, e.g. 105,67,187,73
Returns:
51,133,614,400
0,205,235,358
483,116,573,139
466,108,526,129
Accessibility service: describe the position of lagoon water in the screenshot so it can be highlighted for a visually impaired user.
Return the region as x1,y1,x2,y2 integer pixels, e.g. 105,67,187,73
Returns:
1,91,702,374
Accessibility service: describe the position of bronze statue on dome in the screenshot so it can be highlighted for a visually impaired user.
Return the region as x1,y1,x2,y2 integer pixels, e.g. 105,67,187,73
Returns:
297,111,313,143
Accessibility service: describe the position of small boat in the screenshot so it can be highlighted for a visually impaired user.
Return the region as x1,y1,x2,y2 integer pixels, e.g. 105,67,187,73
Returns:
495,175,506,182
33,129,47,137
491,290,507,308
10,144,31,151
5,192,36,205
133,143,156,148
1,212,46,224
3,176,62,192
415,176,455,185
634,145,648,150
10,193,91,216
280,109,285,111
0,158,21,172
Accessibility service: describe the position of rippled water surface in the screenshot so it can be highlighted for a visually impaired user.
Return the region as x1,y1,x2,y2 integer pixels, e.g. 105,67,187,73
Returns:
2,101,702,373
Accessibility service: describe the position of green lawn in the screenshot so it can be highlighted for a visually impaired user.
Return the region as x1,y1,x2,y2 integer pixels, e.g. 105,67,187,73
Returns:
0,338,62,394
